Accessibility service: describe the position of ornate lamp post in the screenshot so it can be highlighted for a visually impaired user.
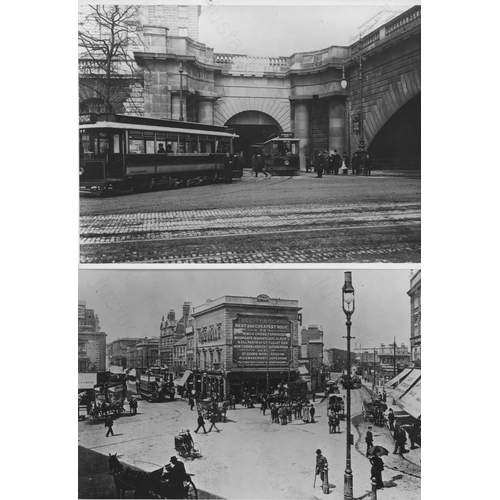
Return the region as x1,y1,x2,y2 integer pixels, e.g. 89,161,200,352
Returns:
342,271,355,500
341,53,365,152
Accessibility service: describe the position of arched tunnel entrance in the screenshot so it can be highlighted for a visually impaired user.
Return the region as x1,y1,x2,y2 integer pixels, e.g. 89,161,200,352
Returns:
368,93,421,170
225,111,282,159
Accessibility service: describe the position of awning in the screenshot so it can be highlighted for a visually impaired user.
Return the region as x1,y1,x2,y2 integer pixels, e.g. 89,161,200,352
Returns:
397,379,421,419
298,366,309,375
175,370,193,387
78,372,97,390
108,366,124,374
393,369,421,400
385,368,412,388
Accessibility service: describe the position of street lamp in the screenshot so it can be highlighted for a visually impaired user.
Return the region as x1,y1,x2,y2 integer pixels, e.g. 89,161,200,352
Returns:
179,61,185,121
342,271,355,500
340,54,365,152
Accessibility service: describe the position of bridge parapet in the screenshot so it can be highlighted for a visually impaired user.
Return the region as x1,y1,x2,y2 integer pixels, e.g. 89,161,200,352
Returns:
350,4,421,55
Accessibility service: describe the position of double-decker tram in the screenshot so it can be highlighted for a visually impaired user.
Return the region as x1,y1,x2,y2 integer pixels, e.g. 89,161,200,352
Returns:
79,113,240,195
260,132,300,175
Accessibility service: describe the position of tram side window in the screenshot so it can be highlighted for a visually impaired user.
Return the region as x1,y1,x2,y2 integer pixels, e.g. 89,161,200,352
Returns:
290,141,298,155
129,131,145,154
200,140,214,153
179,135,193,153
216,139,230,153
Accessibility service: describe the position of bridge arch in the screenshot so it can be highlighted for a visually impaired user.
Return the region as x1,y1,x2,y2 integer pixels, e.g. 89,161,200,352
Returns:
224,111,282,156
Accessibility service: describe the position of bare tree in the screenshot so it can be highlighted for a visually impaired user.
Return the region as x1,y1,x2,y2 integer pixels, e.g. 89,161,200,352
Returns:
78,5,146,114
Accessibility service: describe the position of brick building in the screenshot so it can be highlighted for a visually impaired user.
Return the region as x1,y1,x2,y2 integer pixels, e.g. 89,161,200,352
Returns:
107,337,144,367
159,302,192,371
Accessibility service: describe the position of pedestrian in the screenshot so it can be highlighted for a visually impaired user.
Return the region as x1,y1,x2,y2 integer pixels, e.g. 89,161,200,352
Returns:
409,419,420,449
253,150,267,178
86,400,92,415
393,427,407,455
208,411,220,432
315,152,323,178
105,416,114,437
302,404,310,423
365,426,374,457
194,413,207,434
328,412,335,434
260,400,267,416
315,449,328,483
306,155,312,172
188,395,195,411
370,452,385,489
164,456,187,499
387,408,395,431
333,413,340,433
224,152,234,184
342,152,350,174
365,153,372,176
331,149,341,175
352,152,359,175
382,390,387,403
310,404,316,423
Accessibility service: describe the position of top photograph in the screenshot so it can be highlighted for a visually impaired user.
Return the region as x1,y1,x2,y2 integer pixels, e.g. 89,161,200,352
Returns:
79,3,421,264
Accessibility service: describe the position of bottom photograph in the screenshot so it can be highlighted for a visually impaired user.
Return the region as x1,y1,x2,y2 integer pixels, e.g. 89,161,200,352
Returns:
78,269,421,500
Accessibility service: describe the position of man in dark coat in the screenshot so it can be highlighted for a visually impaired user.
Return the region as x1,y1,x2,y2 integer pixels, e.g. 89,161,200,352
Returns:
365,426,374,457
393,427,407,455
310,404,316,423
315,449,328,482
165,456,187,499
316,152,324,178
387,408,395,431
194,413,207,434
331,150,342,175
105,416,114,437
208,411,220,432
224,152,234,184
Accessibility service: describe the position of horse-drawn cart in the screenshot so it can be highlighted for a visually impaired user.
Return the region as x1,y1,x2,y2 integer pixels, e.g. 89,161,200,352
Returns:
89,401,124,421
362,399,388,426
109,454,198,499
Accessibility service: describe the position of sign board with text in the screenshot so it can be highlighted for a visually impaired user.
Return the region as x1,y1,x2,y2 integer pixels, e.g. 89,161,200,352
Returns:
233,316,291,368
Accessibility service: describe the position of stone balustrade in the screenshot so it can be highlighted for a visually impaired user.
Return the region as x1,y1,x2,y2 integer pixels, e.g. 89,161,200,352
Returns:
214,53,289,71
385,5,421,36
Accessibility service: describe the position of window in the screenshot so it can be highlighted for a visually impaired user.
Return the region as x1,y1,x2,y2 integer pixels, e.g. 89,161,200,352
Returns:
179,27,188,37
129,131,145,154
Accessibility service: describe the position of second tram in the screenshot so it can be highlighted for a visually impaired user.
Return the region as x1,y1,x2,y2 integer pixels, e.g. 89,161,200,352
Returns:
260,132,300,175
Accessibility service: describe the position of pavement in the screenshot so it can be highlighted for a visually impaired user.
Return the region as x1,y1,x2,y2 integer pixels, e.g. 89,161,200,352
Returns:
78,384,420,499
79,170,420,263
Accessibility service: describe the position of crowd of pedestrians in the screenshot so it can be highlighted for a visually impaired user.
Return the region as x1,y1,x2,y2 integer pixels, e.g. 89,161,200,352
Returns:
306,150,373,177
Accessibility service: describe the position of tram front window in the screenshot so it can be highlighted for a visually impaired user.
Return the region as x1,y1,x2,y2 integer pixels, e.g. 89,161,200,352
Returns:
79,130,109,159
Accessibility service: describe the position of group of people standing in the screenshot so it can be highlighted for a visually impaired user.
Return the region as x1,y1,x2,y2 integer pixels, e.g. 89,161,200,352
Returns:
266,400,316,424
306,150,373,177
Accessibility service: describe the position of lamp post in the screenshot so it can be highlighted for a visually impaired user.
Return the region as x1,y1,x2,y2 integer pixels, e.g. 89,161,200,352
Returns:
341,53,365,152
287,330,292,402
179,61,185,121
342,271,355,500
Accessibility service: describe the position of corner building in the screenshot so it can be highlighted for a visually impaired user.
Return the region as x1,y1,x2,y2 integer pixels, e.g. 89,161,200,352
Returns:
191,294,301,400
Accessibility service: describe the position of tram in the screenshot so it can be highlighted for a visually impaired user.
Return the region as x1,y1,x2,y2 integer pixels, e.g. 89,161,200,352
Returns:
260,132,300,175
137,371,175,402
79,113,240,195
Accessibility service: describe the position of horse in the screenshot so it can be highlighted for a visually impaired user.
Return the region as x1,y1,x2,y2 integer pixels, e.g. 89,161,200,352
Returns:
108,453,160,498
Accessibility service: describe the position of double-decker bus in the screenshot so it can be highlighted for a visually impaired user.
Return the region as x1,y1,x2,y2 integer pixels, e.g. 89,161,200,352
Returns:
137,371,175,402
260,132,300,175
79,113,240,195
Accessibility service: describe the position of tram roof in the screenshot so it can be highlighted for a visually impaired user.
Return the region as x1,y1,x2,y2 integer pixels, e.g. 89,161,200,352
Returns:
79,121,238,139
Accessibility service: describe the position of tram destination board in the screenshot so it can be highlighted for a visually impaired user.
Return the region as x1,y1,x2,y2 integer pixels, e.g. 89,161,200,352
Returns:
233,316,291,368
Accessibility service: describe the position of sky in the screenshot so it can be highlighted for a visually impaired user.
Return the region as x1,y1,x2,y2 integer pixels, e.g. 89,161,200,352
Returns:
198,1,419,57
79,268,416,351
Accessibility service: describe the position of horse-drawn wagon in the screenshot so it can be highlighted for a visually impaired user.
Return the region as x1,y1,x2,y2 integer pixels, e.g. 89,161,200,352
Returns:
108,454,198,499
362,399,388,426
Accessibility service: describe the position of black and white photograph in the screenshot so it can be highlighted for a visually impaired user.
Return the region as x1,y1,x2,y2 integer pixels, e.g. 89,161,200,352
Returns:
78,268,421,499
78,2,421,264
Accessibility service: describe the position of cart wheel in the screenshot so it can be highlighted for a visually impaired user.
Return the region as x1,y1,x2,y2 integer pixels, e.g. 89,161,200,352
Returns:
193,443,202,457
184,479,198,499
179,444,189,456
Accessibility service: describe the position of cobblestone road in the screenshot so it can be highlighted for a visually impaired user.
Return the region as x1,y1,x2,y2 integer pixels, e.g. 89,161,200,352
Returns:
80,171,420,263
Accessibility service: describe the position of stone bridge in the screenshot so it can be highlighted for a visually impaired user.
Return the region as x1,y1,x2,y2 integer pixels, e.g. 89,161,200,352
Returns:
80,5,421,168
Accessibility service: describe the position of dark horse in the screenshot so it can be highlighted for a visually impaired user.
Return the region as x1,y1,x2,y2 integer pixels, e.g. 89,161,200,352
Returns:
108,453,162,498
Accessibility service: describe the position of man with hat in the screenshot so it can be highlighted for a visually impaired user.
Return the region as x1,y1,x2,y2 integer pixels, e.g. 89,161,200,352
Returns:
315,449,328,482
365,426,374,457
164,456,187,498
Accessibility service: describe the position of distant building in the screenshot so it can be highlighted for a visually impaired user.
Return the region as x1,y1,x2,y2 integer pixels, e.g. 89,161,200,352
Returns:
173,336,188,375
107,337,144,367
127,337,161,369
359,342,411,378
407,270,421,367
78,300,106,372
159,302,192,371
299,325,324,391
324,347,355,372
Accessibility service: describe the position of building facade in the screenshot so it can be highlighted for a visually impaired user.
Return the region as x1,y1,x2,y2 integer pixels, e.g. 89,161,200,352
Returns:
78,301,107,372
360,342,411,378
159,302,192,370
107,337,144,367
191,294,301,399
127,337,161,369
78,5,421,168
407,270,421,367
